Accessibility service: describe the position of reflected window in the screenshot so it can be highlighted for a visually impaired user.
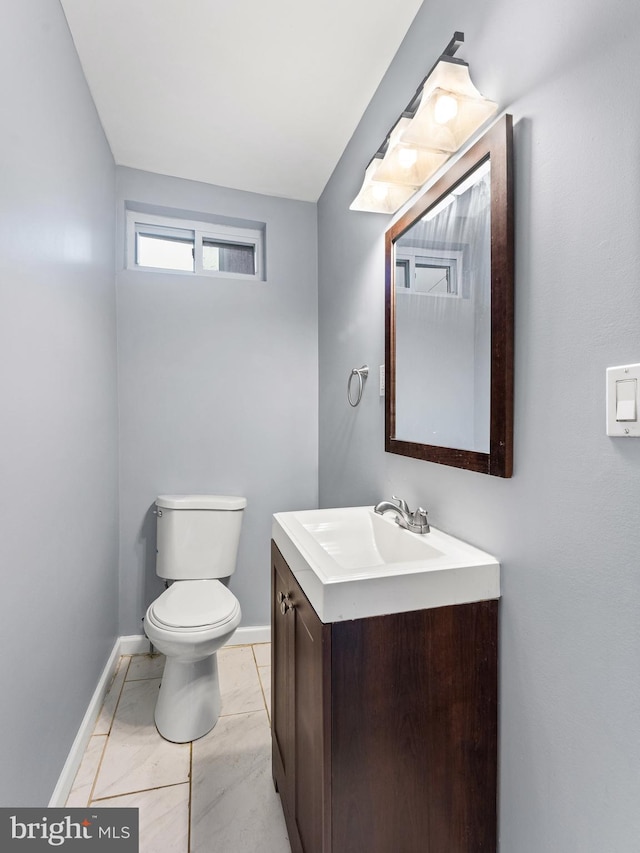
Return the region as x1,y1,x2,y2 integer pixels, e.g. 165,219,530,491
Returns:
396,248,461,297
416,263,451,294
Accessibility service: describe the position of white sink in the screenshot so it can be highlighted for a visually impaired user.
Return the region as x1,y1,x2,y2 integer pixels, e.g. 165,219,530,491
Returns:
272,506,500,623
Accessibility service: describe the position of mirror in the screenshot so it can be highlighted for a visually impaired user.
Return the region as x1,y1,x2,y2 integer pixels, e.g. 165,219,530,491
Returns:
385,114,514,477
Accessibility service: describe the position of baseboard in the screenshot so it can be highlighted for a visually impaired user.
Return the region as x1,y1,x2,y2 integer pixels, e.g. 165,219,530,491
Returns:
48,638,122,807
49,625,272,806
119,634,152,655
140,626,271,652
230,624,271,645
121,625,272,653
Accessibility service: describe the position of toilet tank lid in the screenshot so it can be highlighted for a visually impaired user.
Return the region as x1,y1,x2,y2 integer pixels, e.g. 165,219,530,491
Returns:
156,494,247,510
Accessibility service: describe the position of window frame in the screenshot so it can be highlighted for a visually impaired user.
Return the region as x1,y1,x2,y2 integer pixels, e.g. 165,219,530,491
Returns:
126,210,264,281
395,246,464,298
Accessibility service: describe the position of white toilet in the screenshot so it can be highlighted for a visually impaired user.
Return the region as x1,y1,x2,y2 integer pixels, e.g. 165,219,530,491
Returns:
143,494,245,743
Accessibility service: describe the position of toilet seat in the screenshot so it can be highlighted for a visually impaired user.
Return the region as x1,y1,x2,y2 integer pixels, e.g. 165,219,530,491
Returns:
148,580,240,631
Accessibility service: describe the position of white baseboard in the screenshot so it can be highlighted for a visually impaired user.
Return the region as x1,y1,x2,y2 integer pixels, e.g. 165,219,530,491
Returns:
125,625,272,654
49,625,272,806
119,634,152,655
230,624,271,645
48,638,122,807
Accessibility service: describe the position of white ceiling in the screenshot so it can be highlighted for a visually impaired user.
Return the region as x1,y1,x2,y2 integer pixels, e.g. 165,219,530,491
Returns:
60,0,424,202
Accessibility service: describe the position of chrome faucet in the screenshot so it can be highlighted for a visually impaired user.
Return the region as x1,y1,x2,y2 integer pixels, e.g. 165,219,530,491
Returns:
373,496,430,534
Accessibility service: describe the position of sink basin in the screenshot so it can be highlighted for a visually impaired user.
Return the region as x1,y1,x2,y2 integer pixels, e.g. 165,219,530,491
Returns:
296,507,443,571
272,506,500,623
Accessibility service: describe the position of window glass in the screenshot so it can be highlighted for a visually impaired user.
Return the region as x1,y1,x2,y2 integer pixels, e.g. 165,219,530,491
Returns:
136,232,195,272
415,262,451,294
202,240,255,275
395,259,410,289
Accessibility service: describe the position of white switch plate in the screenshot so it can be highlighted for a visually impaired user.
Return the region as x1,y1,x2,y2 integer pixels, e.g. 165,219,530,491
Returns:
606,363,640,436
379,364,385,396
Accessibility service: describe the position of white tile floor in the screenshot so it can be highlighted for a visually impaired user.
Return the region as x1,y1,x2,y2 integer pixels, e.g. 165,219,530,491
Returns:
66,644,289,853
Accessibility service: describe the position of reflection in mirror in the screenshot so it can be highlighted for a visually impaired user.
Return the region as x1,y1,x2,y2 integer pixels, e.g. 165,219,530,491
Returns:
394,160,491,452
385,115,513,477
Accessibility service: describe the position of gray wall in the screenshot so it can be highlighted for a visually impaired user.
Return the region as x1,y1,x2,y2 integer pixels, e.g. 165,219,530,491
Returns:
116,168,318,635
0,1,118,805
318,1,640,850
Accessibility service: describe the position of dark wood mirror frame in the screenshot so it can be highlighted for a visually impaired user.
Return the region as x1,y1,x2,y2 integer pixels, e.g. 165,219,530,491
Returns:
385,114,514,477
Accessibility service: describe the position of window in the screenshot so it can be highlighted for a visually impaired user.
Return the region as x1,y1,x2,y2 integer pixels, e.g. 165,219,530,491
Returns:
126,211,264,280
136,224,195,272
395,247,463,297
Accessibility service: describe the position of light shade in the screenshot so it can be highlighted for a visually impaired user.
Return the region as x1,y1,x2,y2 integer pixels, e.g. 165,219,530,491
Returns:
350,33,498,214
368,117,449,188
349,158,419,214
400,59,497,153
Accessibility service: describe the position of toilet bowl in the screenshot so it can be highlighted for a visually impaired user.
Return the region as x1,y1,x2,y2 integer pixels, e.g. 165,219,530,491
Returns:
143,494,246,743
144,579,241,743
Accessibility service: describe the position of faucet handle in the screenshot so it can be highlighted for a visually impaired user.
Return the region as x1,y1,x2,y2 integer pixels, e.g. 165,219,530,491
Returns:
392,495,410,513
410,507,430,533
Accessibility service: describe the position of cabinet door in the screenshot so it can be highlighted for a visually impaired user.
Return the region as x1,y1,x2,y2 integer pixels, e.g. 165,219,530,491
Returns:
271,543,295,804
291,561,330,853
330,603,498,853
271,542,331,853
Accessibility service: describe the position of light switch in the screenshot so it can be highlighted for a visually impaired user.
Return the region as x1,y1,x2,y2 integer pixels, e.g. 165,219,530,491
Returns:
616,379,637,421
607,364,640,436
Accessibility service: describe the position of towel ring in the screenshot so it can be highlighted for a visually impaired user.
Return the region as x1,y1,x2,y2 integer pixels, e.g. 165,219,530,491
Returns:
347,365,369,407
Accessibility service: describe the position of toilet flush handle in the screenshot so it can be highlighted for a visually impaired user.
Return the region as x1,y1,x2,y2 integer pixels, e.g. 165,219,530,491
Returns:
153,508,163,517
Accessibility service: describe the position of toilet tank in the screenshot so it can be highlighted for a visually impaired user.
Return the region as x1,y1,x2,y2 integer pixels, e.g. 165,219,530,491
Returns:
155,494,247,580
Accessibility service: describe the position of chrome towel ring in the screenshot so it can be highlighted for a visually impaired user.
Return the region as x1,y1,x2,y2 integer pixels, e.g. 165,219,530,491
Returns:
347,365,369,407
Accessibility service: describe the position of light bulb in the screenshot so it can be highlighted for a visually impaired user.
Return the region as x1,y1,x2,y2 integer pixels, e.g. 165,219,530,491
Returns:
433,94,458,125
397,147,418,169
371,183,389,201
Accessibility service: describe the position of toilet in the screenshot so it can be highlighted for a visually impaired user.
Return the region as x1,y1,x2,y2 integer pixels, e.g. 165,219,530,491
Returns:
143,494,246,743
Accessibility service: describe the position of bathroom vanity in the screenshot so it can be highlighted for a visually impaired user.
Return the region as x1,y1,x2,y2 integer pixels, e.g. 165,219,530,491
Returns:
271,507,500,853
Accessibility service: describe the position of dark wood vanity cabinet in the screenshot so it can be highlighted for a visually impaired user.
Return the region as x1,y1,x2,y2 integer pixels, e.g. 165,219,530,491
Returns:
271,541,498,853
272,540,329,852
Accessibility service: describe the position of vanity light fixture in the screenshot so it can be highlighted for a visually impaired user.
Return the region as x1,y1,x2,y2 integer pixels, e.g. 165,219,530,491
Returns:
350,32,497,214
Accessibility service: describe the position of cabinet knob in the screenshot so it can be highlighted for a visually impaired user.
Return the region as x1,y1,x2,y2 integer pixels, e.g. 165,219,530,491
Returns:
277,591,294,615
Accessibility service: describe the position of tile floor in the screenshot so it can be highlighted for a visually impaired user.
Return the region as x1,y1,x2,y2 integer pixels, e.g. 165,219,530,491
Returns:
66,644,290,852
